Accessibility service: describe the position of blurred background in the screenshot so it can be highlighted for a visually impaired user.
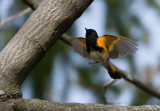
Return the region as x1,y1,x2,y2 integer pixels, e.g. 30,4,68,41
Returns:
0,0,160,105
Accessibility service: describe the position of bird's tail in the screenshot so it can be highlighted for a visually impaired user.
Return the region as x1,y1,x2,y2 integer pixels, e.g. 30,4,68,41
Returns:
106,62,121,79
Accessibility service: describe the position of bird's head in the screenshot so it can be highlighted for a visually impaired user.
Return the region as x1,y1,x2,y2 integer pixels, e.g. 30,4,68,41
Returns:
85,28,98,39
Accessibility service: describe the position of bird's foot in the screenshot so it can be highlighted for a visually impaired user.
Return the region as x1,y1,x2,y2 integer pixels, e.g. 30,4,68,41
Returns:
89,61,98,65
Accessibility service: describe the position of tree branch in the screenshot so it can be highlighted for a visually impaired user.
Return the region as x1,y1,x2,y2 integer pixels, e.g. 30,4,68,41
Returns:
0,98,160,111
103,80,116,104
0,0,38,29
61,34,160,99
0,0,93,101
0,8,32,29
118,68,160,99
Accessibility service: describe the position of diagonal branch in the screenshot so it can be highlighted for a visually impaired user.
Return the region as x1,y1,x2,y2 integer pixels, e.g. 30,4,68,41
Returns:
0,8,32,29
0,0,38,29
117,68,160,98
61,34,160,99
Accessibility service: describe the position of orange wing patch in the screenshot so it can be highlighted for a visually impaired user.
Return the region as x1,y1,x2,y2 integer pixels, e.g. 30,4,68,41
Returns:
98,35,138,59
96,37,109,55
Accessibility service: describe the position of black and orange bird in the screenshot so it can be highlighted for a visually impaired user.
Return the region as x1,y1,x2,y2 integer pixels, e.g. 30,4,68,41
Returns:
70,28,138,79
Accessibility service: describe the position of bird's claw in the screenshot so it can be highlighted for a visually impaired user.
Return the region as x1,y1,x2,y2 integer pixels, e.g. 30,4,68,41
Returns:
89,62,98,65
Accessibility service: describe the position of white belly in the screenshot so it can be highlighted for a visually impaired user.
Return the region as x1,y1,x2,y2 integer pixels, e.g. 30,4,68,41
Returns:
89,51,108,65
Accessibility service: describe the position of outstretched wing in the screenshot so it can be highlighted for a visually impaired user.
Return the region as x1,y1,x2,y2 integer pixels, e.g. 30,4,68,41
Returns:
98,35,138,59
70,38,90,58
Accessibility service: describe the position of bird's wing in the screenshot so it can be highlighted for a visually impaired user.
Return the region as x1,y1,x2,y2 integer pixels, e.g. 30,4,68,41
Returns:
98,35,138,59
70,38,90,58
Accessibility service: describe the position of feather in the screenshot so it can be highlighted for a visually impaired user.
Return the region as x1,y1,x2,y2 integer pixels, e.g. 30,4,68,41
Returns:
69,38,90,58
98,35,138,59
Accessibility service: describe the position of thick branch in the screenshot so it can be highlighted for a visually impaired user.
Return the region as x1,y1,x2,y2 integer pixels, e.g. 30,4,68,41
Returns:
0,98,160,111
0,0,93,101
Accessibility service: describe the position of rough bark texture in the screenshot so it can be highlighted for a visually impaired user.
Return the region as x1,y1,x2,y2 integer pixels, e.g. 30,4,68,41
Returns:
0,99,160,111
0,0,93,101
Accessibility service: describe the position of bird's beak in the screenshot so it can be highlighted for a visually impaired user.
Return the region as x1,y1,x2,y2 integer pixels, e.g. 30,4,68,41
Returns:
85,28,87,31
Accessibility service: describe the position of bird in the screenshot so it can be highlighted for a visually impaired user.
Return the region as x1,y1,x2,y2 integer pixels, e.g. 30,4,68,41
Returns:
70,28,138,79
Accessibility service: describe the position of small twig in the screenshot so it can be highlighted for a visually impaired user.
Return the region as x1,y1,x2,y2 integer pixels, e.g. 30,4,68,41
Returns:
0,0,37,29
0,8,32,29
61,34,160,99
103,80,116,104
103,80,116,89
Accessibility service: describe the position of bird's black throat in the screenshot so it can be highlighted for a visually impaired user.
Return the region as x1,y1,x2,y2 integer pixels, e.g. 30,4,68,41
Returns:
85,28,102,53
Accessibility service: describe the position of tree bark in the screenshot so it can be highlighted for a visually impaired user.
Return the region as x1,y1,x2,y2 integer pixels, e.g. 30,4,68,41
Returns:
0,98,160,111
0,0,93,101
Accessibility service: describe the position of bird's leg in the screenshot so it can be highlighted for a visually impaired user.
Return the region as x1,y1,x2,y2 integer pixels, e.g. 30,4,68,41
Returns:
89,61,98,65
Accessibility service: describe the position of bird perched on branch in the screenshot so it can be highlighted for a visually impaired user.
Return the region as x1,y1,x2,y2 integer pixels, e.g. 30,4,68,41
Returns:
70,28,138,79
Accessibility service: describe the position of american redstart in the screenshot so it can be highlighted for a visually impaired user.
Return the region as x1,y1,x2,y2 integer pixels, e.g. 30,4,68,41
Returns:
70,28,138,79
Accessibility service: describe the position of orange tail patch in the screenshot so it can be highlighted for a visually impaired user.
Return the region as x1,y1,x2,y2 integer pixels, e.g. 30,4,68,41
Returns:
106,64,121,79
